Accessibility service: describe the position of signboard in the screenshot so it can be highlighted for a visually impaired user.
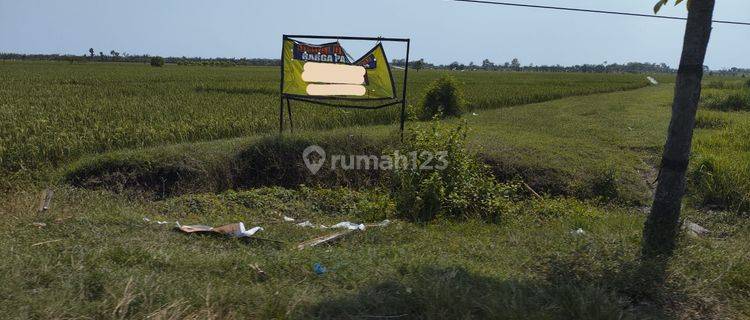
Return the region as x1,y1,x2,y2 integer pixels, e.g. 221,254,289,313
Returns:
282,39,396,99
278,35,410,138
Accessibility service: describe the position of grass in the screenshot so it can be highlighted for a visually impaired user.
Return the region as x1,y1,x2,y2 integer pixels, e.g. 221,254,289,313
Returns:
0,61,657,174
2,60,750,318
2,186,748,319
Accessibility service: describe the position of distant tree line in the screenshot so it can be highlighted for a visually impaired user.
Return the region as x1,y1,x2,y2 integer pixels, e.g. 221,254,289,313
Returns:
0,50,278,67
391,58,749,76
1,51,747,75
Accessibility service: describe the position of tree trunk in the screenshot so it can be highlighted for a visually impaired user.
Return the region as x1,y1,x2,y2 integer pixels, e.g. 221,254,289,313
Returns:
642,0,716,258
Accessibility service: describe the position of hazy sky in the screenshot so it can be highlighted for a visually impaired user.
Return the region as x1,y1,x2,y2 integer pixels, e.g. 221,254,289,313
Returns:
1,0,748,69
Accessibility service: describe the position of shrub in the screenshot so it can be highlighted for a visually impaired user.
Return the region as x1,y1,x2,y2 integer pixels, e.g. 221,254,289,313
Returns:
701,89,750,111
150,56,165,67
420,76,465,119
390,120,519,222
745,78,750,88
705,81,727,89
694,113,727,129
689,124,750,212
588,166,620,201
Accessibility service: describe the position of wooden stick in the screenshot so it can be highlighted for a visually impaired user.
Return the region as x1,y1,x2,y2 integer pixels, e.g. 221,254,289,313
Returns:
37,189,47,212
37,188,53,212
31,239,63,247
522,182,542,199
297,230,353,250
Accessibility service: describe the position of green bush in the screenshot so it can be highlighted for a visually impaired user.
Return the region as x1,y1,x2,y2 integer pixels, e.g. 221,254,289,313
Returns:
689,123,750,212
705,81,727,89
390,120,519,222
420,76,465,119
694,113,727,129
150,56,165,67
745,78,750,88
701,89,750,111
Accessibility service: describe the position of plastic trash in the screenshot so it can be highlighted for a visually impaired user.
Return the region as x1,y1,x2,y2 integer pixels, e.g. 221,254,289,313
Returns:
175,222,263,238
283,216,295,222
313,263,327,275
297,220,389,230
239,224,263,237
296,219,391,249
297,221,315,228
368,220,390,227
144,217,170,225
330,221,366,230
571,228,586,236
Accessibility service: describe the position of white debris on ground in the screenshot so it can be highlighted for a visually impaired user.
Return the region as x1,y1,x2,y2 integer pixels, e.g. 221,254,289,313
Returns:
237,223,263,237
146,218,263,238
330,221,366,230
683,219,710,237
296,221,318,228
295,219,390,231
571,228,586,236
143,217,169,225
647,76,659,85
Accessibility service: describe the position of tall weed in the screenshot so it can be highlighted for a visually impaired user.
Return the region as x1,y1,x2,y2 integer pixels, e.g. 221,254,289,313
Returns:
390,119,520,222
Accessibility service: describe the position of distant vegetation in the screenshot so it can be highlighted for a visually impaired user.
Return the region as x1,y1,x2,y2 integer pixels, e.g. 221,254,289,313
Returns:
149,56,165,67
0,52,279,67
3,51,748,74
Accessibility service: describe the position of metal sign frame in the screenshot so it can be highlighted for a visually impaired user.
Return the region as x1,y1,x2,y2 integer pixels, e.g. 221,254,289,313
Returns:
279,34,411,137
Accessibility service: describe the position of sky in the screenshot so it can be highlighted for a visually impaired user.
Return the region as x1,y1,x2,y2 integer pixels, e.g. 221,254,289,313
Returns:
1,0,748,69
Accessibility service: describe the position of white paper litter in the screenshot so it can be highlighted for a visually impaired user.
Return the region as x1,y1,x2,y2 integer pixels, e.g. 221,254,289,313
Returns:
646,76,659,85
571,228,586,236
283,216,295,222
